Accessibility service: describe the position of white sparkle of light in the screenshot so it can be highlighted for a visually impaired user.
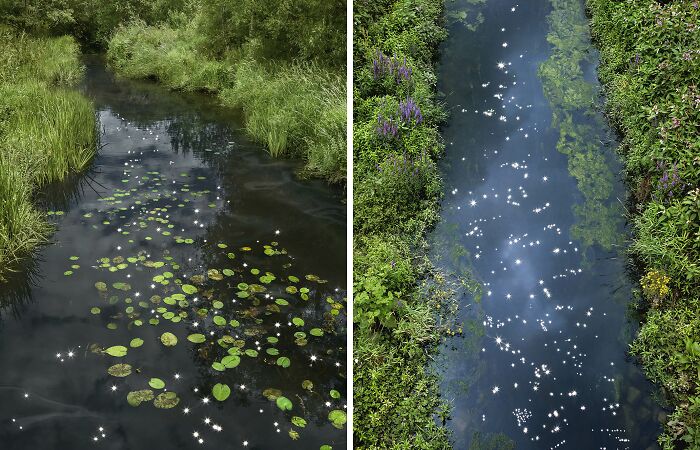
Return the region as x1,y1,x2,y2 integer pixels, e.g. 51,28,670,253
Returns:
492,386,500,394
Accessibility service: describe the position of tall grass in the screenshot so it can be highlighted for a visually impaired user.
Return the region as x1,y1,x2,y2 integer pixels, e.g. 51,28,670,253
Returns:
0,26,97,279
107,21,346,183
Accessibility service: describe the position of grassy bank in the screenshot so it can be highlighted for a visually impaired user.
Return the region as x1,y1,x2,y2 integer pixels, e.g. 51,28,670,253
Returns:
586,1,700,447
353,0,453,447
106,11,346,183
0,26,97,278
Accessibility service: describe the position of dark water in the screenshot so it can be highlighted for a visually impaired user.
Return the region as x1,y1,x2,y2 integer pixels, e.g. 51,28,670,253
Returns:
0,58,346,449
433,1,663,448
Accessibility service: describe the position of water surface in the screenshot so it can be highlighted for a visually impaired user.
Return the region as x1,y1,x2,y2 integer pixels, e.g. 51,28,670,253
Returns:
433,1,663,448
0,57,347,449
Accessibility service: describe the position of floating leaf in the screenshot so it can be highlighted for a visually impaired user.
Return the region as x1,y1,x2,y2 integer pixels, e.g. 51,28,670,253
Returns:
160,332,177,347
213,300,224,309
182,284,197,295
310,328,324,337
263,388,282,400
221,355,241,368
104,346,127,357
154,391,179,409
187,333,206,343
223,269,234,277
212,362,225,371
149,378,165,389
328,410,346,429
127,389,154,407
212,383,231,401
213,315,226,326
302,380,313,391
95,282,107,292
90,307,101,314
113,282,131,291
330,389,341,399
107,364,132,377
130,338,144,348
292,317,305,327
291,416,307,428
245,349,258,357
276,396,293,411
276,357,291,368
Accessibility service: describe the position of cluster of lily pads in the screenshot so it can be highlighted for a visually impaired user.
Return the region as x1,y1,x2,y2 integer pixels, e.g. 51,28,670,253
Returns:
57,156,346,445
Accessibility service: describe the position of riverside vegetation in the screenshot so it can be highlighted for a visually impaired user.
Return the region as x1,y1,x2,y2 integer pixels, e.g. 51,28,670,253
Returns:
353,0,454,447
0,0,346,184
106,0,346,183
587,0,700,447
0,0,345,278
0,26,97,280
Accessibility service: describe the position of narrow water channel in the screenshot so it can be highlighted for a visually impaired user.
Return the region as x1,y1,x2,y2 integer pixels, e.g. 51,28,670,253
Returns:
0,57,347,449
433,1,663,448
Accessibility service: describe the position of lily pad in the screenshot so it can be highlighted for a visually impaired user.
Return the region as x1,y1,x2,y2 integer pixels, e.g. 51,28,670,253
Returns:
181,284,197,295
160,332,177,347
107,364,132,377
276,396,293,411
328,410,346,429
291,416,307,428
149,378,165,389
130,338,144,348
276,357,291,368
310,328,324,337
153,391,180,409
212,383,231,401
330,389,341,399
221,355,241,368
127,389,154,407
104,346,127,357
187,333,206,343
262,388,282,400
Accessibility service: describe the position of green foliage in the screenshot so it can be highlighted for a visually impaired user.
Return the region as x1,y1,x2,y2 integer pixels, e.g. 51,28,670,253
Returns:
353,0,464,447
0,0,189,47
197,0,345,67
587,0,700,446
107,16,346,183
0,26,96,278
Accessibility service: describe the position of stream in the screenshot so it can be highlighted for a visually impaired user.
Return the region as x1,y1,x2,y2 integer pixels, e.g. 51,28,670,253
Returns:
433,0,664,448
0,57,347,449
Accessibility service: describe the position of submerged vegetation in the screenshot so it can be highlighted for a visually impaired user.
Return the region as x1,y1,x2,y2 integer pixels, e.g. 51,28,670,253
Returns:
353,0,453,446
0,26,96,279
587,0,700,447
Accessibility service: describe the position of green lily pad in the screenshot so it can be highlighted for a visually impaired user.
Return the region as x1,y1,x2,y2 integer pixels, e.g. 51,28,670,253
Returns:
130,338,144,348
160,332,177,347
127,389,154,407
149,378,165,389
276,357,291,368
182,284,197,295
104,346,127,357
221,355,241,368
276,396,293,411
310,328,324,337
328,410,346,429
302,380,313,391
107,363,132,377
330,389,341,399
153,391,179,409
213,315,226,326
212,383,231,401
187,333,206,343
292,317,305,327
291,416,307,428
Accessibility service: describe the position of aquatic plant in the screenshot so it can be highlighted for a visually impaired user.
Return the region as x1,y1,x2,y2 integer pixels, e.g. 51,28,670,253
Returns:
372,50,413,83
